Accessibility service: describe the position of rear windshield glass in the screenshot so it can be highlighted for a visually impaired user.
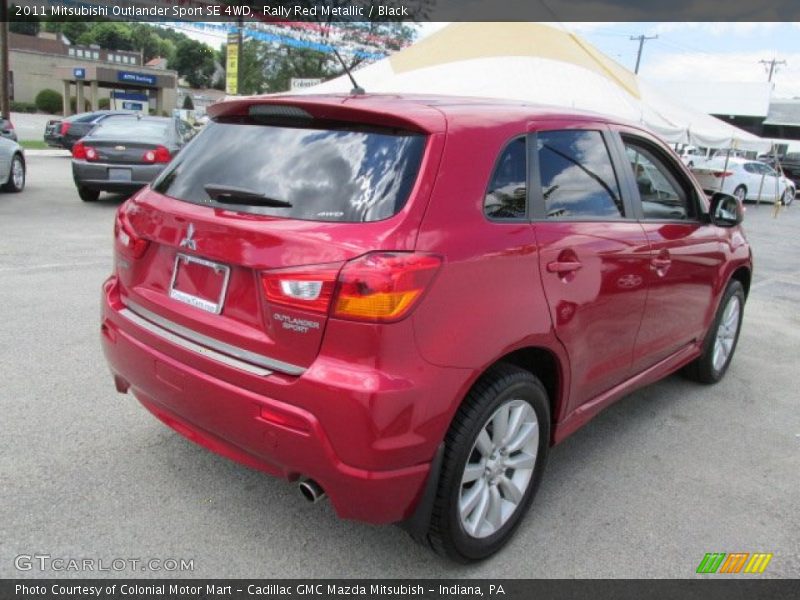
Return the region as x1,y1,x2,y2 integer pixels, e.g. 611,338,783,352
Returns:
152,120,427,222
93,119,170,139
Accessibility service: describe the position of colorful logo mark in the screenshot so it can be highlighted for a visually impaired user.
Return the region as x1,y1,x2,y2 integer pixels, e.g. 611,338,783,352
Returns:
696,552,773,574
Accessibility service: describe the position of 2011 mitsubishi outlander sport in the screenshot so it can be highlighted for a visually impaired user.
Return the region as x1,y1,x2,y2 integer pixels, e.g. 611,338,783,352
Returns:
101,95,751,562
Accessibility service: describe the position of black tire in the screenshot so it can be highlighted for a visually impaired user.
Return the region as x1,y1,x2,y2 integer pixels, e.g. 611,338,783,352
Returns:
733,185,747,203
1,153,25,193
423,363,550,562
78,186,100,202
683,279,745,384
782,188,794,207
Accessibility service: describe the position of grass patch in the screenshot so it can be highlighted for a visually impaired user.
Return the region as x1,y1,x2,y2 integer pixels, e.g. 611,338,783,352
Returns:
19,140,51,150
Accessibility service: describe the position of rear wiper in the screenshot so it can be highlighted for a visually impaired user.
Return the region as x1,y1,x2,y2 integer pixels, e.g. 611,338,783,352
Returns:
204,184,292,207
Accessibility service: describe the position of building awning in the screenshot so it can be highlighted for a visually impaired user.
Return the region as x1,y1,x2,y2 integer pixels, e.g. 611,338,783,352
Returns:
763,101,800,127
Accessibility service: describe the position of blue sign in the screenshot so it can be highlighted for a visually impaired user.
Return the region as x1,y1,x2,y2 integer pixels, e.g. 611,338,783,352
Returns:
122,102,144,111
73,68,85,80
112,91,148,102
117,71,157,86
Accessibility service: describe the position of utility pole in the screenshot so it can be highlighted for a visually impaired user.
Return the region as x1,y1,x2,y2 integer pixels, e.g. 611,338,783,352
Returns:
0,1,10,119
759,58,787,82
630,34,658,75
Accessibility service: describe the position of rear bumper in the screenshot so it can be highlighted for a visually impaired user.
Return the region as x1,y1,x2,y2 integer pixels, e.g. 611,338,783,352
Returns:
100,276,466,524
73,160,165,192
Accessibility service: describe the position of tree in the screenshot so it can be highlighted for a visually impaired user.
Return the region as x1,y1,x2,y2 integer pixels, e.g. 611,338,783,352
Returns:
169,38,216,89
77,22,134,51
182,94,194,110
9,6,40,36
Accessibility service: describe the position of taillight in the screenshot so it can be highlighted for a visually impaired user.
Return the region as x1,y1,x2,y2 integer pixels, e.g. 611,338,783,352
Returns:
262,263,341,314
72,142,98,161
114,211,149,259
333,253,442,322
60,121,71,136
142,145,171,164
261,252,442,322
712,171,733,178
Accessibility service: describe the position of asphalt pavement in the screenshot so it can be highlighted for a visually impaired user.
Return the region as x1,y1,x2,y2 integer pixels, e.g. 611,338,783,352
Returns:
1,156,798,578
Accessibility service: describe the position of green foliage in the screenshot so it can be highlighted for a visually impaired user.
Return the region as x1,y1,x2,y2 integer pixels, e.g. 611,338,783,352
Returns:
10,101,38,113
182,95,195,110
169,39,216,89
98,98,111,110
222,18,420,95
77,22,135,51
9,6,40,36
34,89,63,114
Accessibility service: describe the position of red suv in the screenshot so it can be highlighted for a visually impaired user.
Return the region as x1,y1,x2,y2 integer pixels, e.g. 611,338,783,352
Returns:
101,95,751,562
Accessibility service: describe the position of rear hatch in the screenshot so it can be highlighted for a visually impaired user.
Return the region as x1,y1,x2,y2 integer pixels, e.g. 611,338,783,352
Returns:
114,97,445,373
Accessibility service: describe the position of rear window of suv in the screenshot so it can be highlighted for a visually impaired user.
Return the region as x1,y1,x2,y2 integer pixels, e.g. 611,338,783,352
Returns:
152,120,427,223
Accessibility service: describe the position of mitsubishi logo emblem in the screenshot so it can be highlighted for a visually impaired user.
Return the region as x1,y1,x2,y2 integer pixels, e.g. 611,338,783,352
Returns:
180,223,197,251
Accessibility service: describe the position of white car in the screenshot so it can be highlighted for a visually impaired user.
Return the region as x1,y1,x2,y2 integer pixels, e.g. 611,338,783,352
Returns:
0,136,25,193
678,146,707,168
691,157,795,206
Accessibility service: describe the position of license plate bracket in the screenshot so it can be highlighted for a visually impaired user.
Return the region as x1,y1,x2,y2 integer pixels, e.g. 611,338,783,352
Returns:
108,168,132,182
168,253,230,314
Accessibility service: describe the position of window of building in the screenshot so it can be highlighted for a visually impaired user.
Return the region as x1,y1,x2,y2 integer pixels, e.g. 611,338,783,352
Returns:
484,137,528,220
537,130,624,219
68,48,75,57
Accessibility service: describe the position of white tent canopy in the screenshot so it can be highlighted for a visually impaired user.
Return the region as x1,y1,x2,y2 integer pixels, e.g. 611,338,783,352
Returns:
292,23,770,152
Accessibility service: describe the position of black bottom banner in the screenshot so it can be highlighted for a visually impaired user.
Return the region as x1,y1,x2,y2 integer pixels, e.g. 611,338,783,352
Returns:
3,579,800,600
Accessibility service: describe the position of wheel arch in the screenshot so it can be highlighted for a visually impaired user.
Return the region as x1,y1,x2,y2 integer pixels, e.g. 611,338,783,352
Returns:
730,265,751,299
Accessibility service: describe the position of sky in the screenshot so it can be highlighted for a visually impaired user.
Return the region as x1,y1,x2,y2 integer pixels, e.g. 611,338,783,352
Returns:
178,21,800,99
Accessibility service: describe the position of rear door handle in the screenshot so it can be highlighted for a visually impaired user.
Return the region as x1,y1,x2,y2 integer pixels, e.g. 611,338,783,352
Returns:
547,261,583,274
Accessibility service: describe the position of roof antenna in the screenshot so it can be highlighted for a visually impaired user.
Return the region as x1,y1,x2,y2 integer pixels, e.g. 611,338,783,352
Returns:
332,48,365,95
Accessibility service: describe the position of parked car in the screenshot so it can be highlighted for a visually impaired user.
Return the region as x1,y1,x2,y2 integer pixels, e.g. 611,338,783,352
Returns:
760,153,800,198
0,117,18,141
72,116,194,202
0,136,25,193
100,95,751,562
677,145,706,168
691,157,795,206
44,110,134,150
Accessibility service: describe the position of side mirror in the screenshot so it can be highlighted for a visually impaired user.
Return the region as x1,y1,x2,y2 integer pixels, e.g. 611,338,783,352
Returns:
709,192,743,227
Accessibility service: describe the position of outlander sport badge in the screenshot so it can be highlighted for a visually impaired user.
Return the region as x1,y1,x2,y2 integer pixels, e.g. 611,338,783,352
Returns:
179,223,197,251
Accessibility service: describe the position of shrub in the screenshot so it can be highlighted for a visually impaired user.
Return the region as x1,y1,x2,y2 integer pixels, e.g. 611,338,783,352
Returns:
182,94,194,110
10,101,38,113
34,89,63,114
98,98,110,110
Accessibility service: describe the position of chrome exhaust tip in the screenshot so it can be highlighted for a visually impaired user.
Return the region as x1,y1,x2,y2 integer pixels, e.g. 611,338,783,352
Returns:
298,478,326,503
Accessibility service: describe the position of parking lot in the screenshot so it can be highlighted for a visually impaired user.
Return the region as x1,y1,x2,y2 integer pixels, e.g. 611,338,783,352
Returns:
1,155,798,578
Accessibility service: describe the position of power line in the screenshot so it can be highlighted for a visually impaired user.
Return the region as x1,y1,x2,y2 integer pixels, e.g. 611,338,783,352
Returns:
629,34,658,74
759,58,787,82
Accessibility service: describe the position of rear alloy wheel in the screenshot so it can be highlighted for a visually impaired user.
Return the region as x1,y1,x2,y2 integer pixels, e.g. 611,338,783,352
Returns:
78,186,100,203
2,154,25,193
733,185,747,203
683,279,745,384
782,188,795,206
423,364,550,562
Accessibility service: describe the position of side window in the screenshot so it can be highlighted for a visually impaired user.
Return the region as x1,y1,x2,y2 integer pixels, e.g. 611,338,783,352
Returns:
743,162,760,174
623,138,691,220
537,130,623,219
484,137,527,219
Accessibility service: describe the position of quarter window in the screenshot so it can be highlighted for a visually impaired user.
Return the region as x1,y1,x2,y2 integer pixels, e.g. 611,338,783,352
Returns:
537,130,623,219
484,137,527,219
623,139,691,220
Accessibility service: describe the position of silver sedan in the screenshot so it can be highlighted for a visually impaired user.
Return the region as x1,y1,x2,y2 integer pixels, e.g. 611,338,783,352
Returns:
0,136,25,193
